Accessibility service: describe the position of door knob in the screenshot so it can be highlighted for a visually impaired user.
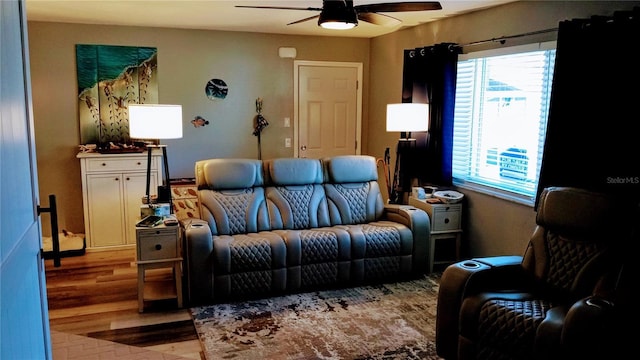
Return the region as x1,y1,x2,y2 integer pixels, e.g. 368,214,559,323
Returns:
300,145,307,151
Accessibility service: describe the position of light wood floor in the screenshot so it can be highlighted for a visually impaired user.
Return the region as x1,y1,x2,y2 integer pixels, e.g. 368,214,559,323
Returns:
45,247,204,359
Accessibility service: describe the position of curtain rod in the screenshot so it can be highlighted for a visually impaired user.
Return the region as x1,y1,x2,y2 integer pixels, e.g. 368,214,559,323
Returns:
460,28,558,48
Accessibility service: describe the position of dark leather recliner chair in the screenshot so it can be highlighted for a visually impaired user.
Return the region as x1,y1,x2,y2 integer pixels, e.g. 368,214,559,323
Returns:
435,186,636,360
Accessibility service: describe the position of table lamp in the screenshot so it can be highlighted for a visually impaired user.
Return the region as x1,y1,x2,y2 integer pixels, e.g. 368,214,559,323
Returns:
386,103,429,204
128,104,183,213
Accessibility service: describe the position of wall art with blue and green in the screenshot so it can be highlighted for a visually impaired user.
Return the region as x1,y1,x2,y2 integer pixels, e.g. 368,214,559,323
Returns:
76,44,158,146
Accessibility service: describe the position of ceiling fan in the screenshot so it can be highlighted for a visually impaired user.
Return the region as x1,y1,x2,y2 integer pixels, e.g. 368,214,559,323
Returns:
236,1,443,30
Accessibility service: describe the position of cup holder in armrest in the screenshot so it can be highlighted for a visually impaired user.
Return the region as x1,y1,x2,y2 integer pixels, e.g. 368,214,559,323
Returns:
453,260,492,272
586,297,613,309
459,261,482,269
187,223,204,229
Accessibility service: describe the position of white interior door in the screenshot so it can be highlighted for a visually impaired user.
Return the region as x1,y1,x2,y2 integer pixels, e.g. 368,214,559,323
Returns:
294,61,362,159
1,0,51,359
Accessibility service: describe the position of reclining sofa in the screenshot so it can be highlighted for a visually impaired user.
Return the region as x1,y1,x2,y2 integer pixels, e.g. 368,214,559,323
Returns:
182,155,430,305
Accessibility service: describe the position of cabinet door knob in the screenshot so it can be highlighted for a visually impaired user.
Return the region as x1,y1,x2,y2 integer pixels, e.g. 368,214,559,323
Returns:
137,162,142,165
102,163,106,166
444,218,450,224
115,177,119,181
126,177,130,181
155,244,162,250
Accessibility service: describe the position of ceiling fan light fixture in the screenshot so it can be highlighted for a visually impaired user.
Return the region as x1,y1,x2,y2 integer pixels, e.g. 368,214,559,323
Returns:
319,19,358,30
318,1,358,30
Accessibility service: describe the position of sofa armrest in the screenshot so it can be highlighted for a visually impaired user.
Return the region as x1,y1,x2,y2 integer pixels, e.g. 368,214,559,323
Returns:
471,255,522,268
561,260,632,360
182,219,214,305
436,256,524,359
383,204,430,274
561,295,621,358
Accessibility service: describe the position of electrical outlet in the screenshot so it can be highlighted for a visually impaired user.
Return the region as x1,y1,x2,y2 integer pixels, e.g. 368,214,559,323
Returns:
284,117,290,127
285,138,291,147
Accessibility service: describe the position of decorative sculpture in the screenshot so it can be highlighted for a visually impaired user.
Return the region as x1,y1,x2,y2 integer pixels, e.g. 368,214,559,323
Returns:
252,98,269,159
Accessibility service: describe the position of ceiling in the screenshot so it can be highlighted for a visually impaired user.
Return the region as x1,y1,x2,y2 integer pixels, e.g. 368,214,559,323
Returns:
25,0,517,38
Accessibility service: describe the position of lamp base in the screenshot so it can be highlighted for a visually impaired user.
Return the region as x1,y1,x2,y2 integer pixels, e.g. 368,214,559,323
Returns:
144,144,174,215
157,185,172,203
388,189,403,205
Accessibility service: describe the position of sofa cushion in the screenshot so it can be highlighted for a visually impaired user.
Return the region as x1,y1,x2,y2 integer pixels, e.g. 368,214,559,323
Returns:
338,221,414,281
323,155,384,225
196,158,269,235
196,158,263,190
264,158,323,185
212,231,286,299
323,155,378,183
274,227,352,290
264,158,330,230
323,155,414,281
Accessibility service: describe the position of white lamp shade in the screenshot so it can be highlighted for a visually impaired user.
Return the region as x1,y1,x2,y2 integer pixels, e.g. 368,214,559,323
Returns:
386,103,429,132
128,104,183,139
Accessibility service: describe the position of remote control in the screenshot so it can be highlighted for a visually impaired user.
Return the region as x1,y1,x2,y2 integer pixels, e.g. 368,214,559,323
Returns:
163,218,179,226
136,215,163,227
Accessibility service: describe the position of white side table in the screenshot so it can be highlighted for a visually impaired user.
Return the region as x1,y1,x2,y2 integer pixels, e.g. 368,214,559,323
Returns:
409,197,463,273
136,224,183,312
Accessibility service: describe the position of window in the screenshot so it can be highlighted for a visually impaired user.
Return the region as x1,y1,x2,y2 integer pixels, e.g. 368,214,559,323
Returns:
452,42,556,205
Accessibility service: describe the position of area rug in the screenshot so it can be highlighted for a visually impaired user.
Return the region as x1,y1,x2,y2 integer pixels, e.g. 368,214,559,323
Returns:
190,273,443,360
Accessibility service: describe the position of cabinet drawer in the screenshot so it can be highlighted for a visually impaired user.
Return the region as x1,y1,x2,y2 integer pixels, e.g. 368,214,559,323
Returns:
138,232,178,261
431,205,461,232
86,157,154,173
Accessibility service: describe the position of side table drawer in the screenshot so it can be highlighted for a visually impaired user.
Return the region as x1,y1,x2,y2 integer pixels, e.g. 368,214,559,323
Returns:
138,232,178,261
431,205,461,231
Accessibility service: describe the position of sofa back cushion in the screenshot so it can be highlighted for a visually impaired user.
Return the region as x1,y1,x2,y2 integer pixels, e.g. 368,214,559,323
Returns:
196,158,264,189
195,159,269,235
263,158,330,229
323,155,385,225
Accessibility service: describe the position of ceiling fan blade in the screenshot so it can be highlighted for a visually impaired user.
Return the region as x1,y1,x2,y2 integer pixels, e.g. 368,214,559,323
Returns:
358,12,401,27
287,14,321,26
355,2,442,13
235,6,323,12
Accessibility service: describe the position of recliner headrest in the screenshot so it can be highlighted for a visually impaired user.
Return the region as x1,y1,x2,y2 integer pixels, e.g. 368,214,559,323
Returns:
536,186,631,236
263,158,323,186
323,155,378,183
195,158,263,190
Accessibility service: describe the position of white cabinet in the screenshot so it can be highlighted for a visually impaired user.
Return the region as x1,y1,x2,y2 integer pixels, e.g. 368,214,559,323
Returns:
78,152,162,248
409,197,463,273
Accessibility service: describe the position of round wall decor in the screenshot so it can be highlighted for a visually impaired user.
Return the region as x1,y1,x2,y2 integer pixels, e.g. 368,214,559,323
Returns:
205,78,228,100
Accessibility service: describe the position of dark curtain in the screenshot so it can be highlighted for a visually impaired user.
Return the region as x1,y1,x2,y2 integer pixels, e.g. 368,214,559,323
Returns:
400,43,460,189
536,7,640,207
